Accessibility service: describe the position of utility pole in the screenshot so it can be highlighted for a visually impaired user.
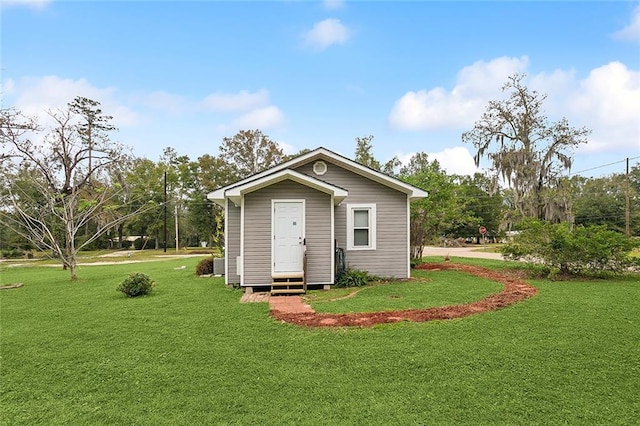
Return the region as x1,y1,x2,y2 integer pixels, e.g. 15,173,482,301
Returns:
626,157,630,237
175,204,179,253
163,171,167,252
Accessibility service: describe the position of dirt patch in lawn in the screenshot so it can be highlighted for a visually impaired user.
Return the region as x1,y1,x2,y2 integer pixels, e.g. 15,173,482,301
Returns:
0,283,24,290
270,262,537,328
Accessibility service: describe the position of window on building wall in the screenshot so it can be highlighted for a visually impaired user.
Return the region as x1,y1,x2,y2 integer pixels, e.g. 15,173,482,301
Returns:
347,204,376,250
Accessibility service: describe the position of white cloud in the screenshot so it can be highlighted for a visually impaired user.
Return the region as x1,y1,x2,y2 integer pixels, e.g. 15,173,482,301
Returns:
138,91,188,114
528,62,639,153
612,5,640,43
232,106,285,130
201,89,285,132
529,69,577,97
7,75,139,127
1,0,51,10
0,78,16,96
389,56,529,130
202,89,270,112
277,141,297,156
302,18,350,51
395,146,479,176
323,0,345,11
389,56,640,155
565,62,640,152
429,147,480,176
454,56,530,97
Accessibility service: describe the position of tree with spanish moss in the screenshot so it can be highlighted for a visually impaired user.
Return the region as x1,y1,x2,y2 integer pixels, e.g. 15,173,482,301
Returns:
462,74,590,222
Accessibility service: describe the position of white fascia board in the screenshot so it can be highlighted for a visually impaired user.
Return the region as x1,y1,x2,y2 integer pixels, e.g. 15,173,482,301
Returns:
226,169,347,205
408,187,428,200
206,188,226,206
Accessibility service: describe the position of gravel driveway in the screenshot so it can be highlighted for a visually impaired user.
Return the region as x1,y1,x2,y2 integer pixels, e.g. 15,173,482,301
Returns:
422,246,504,260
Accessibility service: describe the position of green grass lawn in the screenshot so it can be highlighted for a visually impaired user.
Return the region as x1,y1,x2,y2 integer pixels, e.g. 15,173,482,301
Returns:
308,270,503,313
1,258,639,424
470,244,503,253
1,247,219,266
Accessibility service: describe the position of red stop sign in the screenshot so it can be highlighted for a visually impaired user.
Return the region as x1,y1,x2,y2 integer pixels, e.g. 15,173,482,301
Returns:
479,226,487,235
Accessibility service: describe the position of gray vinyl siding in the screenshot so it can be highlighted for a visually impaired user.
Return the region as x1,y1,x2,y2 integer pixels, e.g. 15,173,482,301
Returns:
295,161,409,278
226,201,241,284
243,180,332,286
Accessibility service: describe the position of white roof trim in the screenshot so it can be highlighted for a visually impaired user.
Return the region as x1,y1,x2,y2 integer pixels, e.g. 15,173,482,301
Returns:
210,168,348,207
206,147,428,203
208,187,227,206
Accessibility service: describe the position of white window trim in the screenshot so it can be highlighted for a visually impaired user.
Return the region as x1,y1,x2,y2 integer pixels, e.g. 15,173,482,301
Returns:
346,203,376,250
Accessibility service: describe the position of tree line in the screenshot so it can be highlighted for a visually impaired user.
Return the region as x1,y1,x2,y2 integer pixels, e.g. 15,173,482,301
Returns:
2,74,638,279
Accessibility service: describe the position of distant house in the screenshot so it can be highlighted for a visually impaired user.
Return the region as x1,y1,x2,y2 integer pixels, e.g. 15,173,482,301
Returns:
109,235,142,249
207,147,427,294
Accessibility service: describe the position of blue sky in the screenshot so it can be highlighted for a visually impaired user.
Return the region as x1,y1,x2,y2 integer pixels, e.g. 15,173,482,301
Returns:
2,0,639,177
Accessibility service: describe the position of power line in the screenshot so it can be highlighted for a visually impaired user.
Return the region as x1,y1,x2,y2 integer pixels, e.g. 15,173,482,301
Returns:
567,156,640,177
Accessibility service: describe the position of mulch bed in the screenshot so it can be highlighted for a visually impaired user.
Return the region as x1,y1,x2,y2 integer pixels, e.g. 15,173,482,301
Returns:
270,262,537,328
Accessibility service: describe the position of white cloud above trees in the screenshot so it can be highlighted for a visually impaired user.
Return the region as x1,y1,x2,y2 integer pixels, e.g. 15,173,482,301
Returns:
202,89,270,112
4,77,288,144
395,146,479,177
202,89,285,131
612,5,640,43
3,75,138,127
302,18,351,51
232,106,285,130
388,56,529,130
388,56,640,154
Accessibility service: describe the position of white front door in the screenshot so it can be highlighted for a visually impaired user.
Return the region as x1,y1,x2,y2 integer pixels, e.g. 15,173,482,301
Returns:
273,201,304,274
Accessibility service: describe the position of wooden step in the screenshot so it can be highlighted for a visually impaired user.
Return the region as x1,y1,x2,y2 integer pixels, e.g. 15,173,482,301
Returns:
270,288,306,295
271,278,306,295
271,283,305,288
272,277,304,284
272,271,304,280
271,281,305,287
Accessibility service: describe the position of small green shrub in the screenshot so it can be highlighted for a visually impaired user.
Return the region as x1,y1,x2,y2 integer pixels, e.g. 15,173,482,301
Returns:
1,248,24,259
196,257,214,276
502,219,639,277
116,273,155,297
133,238,157,250
334,268,370,288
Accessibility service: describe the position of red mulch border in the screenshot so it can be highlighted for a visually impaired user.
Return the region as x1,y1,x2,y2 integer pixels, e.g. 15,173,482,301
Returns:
270,262,538,328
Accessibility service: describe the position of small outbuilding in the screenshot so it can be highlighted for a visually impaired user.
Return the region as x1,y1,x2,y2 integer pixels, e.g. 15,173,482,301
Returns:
207,147,427,293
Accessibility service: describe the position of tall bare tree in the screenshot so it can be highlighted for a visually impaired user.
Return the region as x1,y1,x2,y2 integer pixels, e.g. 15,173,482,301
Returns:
0,98,152,280
462,74,590,221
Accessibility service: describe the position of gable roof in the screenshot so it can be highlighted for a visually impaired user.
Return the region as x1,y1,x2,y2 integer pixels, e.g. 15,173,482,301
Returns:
207,147,428,205
218,168,348,207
